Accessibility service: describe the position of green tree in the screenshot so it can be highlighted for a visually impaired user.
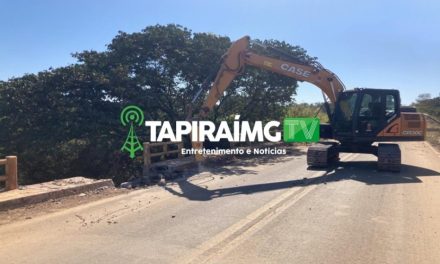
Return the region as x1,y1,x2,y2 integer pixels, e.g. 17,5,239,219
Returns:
0,24,315,184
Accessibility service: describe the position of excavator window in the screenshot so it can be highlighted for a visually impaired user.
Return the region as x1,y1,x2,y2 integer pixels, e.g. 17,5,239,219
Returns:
333,92,358,134
358,93,383,133
385,94,397,118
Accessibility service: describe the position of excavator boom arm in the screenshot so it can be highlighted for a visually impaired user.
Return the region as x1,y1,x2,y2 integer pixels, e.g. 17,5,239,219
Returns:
197,36,345,118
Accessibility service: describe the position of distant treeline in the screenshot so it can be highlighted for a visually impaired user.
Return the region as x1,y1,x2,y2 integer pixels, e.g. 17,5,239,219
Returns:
412,93,440,150
412,93,440,120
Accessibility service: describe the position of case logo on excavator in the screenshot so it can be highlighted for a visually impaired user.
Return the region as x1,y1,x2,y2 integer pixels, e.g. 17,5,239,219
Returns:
280,63,311,78
402,130,423,136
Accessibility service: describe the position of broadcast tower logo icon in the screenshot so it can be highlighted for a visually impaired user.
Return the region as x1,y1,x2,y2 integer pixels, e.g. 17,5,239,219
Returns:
120,105,144,159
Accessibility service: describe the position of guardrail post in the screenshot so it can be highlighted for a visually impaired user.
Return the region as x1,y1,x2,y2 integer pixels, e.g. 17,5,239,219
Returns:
5,156,18,191
143,143,151,184
178,142,183,158
163,143,168,160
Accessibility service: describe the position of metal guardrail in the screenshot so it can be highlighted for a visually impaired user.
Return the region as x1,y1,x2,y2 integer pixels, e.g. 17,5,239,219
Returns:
0,156,18,191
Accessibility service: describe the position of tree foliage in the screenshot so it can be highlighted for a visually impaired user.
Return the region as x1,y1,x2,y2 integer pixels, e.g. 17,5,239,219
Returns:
413,93,440,119
286,103,329,123
0,24,315,183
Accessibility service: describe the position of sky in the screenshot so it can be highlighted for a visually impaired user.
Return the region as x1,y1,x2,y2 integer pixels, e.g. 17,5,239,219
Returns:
0,0,439,105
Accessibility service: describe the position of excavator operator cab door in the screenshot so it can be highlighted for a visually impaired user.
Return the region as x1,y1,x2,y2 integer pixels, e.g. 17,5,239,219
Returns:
332,89,400,143
332,91,358,141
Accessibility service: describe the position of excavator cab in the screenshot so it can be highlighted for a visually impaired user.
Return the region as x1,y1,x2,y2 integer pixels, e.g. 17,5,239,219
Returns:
332,88,400,144
308,88,403,171
310,88,426,171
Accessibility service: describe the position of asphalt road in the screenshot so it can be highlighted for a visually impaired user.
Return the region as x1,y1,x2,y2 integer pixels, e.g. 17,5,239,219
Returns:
1,141,440,264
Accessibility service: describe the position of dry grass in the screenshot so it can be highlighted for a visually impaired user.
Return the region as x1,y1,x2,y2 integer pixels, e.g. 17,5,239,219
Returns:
426,118,440,152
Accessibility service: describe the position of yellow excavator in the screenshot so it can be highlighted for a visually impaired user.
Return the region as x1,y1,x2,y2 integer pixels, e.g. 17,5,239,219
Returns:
190,36,426,171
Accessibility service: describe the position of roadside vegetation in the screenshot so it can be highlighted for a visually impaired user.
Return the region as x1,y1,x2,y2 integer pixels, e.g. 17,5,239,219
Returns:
286,103,329,123
0,24,315,184
413,94,440,151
